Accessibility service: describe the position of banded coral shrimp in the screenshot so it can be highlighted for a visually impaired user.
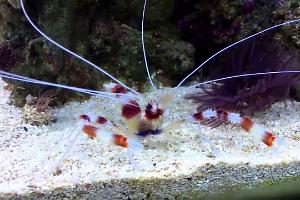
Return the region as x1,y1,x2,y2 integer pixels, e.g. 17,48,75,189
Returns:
1,0,300,180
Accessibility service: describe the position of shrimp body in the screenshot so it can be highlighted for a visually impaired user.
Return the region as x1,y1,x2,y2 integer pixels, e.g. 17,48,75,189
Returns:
121,99,165,137
190,108,276,147
76,83,179,153
2,0,297,175
108,84,179,137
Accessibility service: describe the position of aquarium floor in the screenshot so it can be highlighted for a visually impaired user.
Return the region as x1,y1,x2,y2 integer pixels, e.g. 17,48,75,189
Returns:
1,78,300,199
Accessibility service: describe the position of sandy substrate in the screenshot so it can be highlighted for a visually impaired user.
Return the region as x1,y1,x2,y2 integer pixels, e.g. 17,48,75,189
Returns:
0,78,300,199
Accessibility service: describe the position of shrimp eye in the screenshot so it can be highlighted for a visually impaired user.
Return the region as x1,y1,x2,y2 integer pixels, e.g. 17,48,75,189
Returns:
80,115,91,122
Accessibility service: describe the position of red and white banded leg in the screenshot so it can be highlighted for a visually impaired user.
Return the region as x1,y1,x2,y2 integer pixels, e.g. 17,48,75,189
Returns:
189,108,276,147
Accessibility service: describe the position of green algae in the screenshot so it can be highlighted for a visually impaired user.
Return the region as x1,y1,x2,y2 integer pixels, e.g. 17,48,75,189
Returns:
0,0,194,106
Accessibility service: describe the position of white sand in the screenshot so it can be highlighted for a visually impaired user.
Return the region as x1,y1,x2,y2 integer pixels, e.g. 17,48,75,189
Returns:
0,78,300,195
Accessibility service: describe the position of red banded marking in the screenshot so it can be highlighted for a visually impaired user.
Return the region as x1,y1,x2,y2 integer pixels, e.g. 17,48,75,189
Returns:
192,112,204,121
262,132,276,147
240,117,276,147
122,100,141,119
191,109,276,147
145,103,163,120
240,117,254,132
112,134,128,148
97,116,107,124
80,114,91,122
111,84,127,94
82,125,97,139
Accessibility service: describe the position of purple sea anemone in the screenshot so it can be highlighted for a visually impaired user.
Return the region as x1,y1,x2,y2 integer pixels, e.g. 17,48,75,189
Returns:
186,36,300,115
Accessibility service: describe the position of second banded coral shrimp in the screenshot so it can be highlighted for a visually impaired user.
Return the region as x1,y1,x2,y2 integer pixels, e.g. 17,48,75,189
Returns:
188,108,276,147
1,0,300,176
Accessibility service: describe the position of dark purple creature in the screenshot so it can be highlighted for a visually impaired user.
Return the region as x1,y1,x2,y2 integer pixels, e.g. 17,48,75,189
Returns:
0,44,21,72
186,36,300,115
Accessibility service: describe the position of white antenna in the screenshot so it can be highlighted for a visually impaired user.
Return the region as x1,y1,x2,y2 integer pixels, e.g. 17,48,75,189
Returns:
20,0,142,98
176,18,300,88
0,70,140,106
141,0,157,90
183,70,300,93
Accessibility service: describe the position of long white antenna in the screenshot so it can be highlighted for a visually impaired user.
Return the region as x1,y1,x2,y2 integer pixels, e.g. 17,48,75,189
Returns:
182,70,300,93
0,70,140,105
20,0,142,97
141,0,157,90
176,18,300,88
